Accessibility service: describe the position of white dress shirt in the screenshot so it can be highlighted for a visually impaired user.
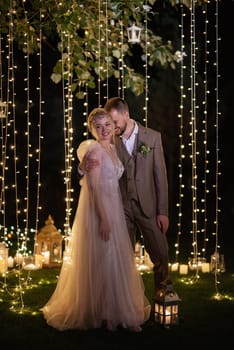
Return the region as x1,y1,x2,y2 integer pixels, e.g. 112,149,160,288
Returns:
120,120,138,155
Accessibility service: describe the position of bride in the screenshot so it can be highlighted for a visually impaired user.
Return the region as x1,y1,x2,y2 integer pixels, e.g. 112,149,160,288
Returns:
41,107,151,332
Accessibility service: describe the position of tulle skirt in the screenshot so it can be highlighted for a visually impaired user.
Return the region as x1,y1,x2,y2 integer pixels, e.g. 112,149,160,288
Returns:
42,177,151,331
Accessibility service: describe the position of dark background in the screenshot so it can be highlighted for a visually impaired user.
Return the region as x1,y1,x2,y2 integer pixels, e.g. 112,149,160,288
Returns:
1,0,233,268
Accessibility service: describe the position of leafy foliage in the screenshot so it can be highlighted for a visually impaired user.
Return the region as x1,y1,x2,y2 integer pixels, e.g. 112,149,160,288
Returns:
0,0,208,98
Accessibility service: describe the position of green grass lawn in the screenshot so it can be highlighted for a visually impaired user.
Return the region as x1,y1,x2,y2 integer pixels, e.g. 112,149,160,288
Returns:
0,267,234,349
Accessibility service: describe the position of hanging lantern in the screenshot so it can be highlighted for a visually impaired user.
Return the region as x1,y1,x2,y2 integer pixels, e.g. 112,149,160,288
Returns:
154,282,181,328
0,100,7,118
127,23,142,43
35,215,63,267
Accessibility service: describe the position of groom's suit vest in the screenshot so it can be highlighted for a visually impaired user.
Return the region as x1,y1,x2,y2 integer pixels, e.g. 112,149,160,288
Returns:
116,137,139,202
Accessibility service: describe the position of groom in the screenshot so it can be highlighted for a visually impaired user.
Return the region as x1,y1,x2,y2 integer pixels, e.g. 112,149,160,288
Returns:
104,97,170,293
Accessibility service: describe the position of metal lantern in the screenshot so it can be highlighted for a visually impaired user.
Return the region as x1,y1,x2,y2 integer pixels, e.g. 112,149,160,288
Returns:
0,100,7,118
154,283,181,328
127,23,142,43
35,215,63,267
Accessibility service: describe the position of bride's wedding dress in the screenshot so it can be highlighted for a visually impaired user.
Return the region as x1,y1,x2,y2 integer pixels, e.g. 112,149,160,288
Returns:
42,140,151,331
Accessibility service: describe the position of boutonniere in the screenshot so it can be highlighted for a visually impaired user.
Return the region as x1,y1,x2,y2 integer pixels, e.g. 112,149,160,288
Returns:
138,142,152,157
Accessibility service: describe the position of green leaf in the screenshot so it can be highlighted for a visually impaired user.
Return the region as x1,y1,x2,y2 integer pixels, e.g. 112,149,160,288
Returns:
76,91,85,99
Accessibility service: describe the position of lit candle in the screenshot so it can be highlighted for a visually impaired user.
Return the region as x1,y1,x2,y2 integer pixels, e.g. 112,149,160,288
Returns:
144,252,154,269
14,253,24,265
42,251,50,265
23,263,39,271
137,263,150,272
53,248,59,256
171,263,179,272
135,242,141,257
165,308,171,325
35,254,43,268
0,257,7,274
179,264,188,275
131,30,137,41
201,262,210,273
7,256,14,268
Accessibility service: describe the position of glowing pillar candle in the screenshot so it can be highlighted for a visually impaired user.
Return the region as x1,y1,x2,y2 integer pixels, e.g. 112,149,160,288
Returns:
14,253,23,265
179,264,188,275
201,262,210,273
35,254,43,269
42,251,50,265
0,257,7,274
7,256,14,268
171,263,179,272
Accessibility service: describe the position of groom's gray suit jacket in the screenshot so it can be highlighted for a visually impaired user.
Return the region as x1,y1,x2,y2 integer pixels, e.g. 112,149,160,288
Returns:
115,123,168,219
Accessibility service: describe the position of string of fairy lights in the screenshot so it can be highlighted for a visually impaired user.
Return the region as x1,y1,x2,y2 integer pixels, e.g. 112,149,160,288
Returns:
97,0,102,106
118,20,125,99
34,9,44,238
0,0,229,312
175,2,185,266
213,0,222,296
200,3,208,263
104,0,109,100
174,0,224,293
190,0,199,277
143,2,149,128
23,10,32,257
60,31,74,243
0,1,40,310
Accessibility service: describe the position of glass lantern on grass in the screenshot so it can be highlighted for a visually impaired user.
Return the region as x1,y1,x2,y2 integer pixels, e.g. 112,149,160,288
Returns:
35,215,63,267
154,282,181,329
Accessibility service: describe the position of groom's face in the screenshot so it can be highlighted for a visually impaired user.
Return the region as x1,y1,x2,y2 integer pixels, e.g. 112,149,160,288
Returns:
109,109,128,136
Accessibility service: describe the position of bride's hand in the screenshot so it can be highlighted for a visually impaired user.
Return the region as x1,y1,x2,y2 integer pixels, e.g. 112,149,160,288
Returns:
82,155,100,173
99,219,110,241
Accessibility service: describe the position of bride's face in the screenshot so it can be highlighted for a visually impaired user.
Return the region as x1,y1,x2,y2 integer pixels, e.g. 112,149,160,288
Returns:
92,116,114,142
